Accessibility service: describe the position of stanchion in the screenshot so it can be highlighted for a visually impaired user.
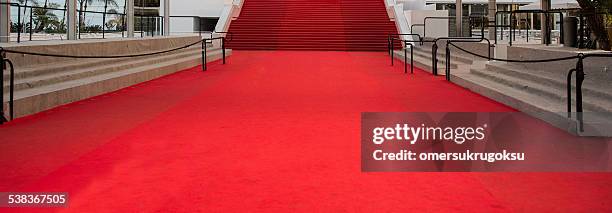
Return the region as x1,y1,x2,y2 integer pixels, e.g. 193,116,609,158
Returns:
390,38,394,66
202,41,207,71
567,68,576,118
0,49,14,123
409,42,414,74
432,43,438,76
575,55,585,132
445,41,451,81
0,49,6,124
404,46,407,74
222,37,226,64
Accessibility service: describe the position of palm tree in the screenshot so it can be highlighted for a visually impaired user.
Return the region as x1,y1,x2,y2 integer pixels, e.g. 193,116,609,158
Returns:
78,0,119,32
16,0,39,33
105,8,124,31
576,0,611,50
32,3,60,32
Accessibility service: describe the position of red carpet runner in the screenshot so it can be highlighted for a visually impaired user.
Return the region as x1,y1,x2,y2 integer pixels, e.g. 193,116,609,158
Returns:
228,0,400,51
0,51,610,212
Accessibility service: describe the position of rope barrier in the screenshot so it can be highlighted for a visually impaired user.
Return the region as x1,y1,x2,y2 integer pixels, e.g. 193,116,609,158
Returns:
448,43,580,63
0,39,207,59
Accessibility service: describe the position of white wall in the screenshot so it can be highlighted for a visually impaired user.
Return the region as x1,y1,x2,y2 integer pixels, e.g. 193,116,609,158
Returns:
168,0,226,34
405,10,449,38
169,0,225,17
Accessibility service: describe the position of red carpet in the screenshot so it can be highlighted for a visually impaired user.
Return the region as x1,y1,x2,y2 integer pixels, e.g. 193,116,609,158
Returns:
0,51,610,212
228,0,401,51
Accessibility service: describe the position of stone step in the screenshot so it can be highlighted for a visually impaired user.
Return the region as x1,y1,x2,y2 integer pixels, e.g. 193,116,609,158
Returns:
3,44,212,80
2,48,230,119
3,48,205,93
451,70,612,137
484,62,612,101
411,45,475,65
392,49,457,75
471,67,612,113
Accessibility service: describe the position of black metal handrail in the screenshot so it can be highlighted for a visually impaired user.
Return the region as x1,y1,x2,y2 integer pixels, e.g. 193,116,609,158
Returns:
431,36,492,75
410,24,424,35
0,48,15,124
567,53,612,132
444,39,493,81
494,10,564,46
389,37,414,74
388,33,422,57
202,37,226,71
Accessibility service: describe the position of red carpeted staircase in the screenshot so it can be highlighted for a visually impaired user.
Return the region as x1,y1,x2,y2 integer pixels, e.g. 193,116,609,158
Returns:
227,0,400,51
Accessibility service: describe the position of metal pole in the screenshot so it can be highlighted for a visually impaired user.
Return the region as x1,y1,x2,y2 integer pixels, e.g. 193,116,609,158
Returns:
0,50,6,124
410,44,414,74
202,40,207,71
575,56,584,132
17,6,21,42
509,12,513,46
29,7,33,41
404,46,407,74
446,42,451,81
567,69,575,118
102,0,107,38
432,43,438,75
391,38,394,65
222,38,226,64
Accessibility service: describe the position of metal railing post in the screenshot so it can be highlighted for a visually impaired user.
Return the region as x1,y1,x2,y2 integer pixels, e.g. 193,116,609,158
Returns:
445,41,451,81
222,37,226,64
391,37,394,66
432,42,438,75
409,43,414,74
17,6,21,43
0,49,5,124
387,35,391,56
404,45,407,74
29,7,33,41
202,40,207,71
575,55,585,132
567,68,575,118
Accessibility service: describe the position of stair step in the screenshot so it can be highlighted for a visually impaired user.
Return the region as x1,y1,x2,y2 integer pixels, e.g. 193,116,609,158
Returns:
2,48,230,119
228,0,397,51
451,70,612,136
3,48,202,93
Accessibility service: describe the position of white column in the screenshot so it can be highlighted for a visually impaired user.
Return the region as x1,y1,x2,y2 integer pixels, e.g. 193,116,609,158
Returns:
163,0,169,36
488,0,496,40
66,0,77,40
126,0,134,37
456,0,462,36
0,0,9,43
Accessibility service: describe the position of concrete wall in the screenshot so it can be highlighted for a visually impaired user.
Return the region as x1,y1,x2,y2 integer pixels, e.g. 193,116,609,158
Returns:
405,10,449,39
169,0,225,34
